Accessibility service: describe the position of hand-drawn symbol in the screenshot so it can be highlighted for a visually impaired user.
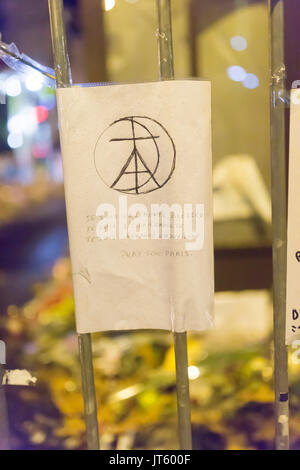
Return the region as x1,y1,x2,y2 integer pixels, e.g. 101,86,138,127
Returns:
296,251,300,262
94,116,176,194
293,309,299,321
292,309,300,333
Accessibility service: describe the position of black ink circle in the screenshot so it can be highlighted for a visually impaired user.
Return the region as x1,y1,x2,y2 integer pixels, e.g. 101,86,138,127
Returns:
94,116,176,195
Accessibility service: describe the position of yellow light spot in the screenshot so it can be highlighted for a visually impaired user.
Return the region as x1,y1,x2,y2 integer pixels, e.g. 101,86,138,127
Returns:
104,0,115,11
114,384,141,401
188,365,201,380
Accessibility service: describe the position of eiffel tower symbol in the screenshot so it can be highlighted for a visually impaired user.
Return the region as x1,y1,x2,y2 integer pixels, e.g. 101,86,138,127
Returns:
109,117,161,194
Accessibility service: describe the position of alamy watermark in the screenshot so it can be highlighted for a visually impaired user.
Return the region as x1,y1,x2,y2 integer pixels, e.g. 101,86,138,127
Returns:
95,196,205,251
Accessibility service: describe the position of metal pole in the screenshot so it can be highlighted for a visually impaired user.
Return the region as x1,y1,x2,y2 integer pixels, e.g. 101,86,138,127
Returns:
0,366,10,450
156,0,174,80
48,0,100,450
78,334,100,450
48,0,72,87
156,0,192,450
269,0,289,450
174,332,192,450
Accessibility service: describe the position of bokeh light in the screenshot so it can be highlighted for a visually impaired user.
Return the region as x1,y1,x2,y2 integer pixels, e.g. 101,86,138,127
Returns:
7,132,23,149
227,65,247,82
230,35,247,51
21,107,38,134
5,76,21,97
188,365,201,380
7,115,25,134
25,74,43,92
35,106,49,124
243,73,260,89
104,0,115,11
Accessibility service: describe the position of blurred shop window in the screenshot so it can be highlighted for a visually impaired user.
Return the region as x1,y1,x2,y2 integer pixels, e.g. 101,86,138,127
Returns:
191,0,271,248
102,0,191,82
213,154,271,249
191,0,270,188
0,70,59,185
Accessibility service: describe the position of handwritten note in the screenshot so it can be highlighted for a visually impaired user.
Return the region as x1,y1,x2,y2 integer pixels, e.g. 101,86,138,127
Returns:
286,88,300,344
57,80,214,334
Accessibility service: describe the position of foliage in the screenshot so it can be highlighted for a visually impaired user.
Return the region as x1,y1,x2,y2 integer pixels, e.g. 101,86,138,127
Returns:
2,257,300,450
0,181,64,225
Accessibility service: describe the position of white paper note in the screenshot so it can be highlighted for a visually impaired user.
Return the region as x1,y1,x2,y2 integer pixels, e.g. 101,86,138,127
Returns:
57,80,214,334
286,88,300,344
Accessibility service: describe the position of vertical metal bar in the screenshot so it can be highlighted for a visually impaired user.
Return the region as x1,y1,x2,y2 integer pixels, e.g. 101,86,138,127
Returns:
156,0,174,81
0,366,10,449
156,0,192,451
174,332,192,450
48,0,100,451
78,334,100,450
48,0,72,87
269,0,289,450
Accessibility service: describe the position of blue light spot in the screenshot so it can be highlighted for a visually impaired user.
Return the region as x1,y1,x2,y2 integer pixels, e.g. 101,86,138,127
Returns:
230,36,247,51
243,73,260,89
227,66,247,82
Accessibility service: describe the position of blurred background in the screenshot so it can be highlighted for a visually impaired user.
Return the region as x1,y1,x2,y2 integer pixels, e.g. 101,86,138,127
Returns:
0,0,299,450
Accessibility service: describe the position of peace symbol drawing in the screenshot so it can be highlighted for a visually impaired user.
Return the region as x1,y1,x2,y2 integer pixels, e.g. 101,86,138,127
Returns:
94,116,176,195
